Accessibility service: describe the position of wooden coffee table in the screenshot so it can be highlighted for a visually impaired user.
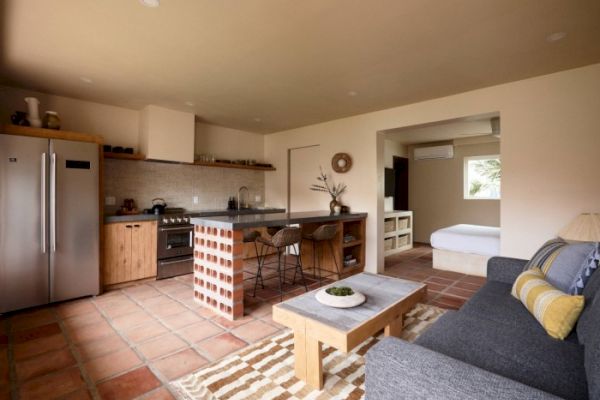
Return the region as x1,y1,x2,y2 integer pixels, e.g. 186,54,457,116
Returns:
272,272,426,389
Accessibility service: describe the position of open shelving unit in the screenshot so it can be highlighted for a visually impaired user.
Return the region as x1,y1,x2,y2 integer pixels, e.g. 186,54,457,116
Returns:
384,210,413,256
300,217,366,281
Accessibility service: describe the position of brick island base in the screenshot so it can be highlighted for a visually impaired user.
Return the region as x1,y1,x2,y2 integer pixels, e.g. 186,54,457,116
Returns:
193,224,245,319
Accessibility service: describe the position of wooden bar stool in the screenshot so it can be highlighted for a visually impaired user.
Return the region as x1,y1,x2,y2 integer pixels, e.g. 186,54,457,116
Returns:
302,224,340,286
253,227,308,301
267,226,285,236
243,230,264,289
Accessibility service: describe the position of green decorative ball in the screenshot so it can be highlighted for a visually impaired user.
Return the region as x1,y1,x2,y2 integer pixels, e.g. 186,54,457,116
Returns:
325,286,355,296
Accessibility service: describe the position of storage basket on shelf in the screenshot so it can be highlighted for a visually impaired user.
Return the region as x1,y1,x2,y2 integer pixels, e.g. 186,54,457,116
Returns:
384,219,396,233
398,235,409,246
384,237,395,251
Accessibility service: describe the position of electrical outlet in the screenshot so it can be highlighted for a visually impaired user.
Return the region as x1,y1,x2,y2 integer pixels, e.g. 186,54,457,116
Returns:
193,196,199,204
255,195,262,202
105,196,116,206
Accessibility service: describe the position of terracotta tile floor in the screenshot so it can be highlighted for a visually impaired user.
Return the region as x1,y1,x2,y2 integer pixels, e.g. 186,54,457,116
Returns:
384,243,486,310
0,257,325,400
1,248,483,399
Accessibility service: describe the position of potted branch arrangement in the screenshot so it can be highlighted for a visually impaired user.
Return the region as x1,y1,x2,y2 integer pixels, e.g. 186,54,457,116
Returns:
310,167,347,214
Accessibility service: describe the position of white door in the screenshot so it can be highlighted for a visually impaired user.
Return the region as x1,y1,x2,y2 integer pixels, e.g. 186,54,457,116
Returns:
289,145,322,212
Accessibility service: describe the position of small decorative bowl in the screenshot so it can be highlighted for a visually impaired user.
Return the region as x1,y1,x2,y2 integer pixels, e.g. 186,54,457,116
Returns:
315,286,366,308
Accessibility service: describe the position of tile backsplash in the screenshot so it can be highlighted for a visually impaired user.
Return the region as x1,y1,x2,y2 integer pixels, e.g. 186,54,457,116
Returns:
104,159,265,213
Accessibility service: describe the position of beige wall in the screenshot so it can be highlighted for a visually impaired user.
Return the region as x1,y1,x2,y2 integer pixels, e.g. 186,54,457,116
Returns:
289,145,323,212
409,141,501,243
0,85,139,147
104,159,265,212
0,86,265,162
265,63,600,273
195,122,264,161
383,139,407,169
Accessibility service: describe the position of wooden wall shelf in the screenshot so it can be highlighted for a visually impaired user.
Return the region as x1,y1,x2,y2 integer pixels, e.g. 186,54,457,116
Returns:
104,152,146,160
193,160,276,171
103,154,276,171
2,125,275,171
1,124,103,144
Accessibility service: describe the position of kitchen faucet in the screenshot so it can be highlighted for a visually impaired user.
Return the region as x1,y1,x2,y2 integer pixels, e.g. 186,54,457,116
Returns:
237,186,249,210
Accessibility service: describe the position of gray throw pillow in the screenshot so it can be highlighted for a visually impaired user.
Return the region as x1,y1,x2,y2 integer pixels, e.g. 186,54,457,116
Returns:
526,239,597,294
570,243,600,295
523,238,567,271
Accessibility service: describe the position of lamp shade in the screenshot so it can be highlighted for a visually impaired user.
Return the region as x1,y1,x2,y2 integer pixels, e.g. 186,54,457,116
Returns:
558,213,600,242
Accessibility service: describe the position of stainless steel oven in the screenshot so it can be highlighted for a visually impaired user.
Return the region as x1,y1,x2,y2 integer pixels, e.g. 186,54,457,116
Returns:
158,224,193,259
157,214,193,279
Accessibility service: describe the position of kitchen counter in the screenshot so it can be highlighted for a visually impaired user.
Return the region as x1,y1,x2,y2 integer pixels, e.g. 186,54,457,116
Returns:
104,207,286,223
190,210,367,229
191,210,368,320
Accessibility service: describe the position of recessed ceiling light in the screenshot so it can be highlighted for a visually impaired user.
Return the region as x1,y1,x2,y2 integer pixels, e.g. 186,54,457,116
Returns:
79,77,93,84
347,91,358,97
253,117,262,123
184,101,194,106
546,31,567,42
139,0,159,7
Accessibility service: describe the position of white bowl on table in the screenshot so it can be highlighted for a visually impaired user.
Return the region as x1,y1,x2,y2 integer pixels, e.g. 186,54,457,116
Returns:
315,287,366,308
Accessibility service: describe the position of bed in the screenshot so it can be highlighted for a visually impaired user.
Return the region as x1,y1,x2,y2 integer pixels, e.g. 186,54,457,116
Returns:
430,224,500,277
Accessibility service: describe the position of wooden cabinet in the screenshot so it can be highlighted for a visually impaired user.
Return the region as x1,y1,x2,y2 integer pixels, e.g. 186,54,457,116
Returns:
300,217,366,280
104,221,157,285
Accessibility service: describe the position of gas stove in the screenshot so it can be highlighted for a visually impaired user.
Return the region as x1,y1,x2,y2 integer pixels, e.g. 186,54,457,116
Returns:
158,214,192,226
142,207,191,226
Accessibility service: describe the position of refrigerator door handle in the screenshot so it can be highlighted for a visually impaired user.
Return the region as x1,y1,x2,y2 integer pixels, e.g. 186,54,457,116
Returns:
41,153,47,254
50,152,57,253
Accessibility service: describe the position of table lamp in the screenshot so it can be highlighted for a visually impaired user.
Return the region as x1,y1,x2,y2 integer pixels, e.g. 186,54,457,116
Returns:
558,213,600,242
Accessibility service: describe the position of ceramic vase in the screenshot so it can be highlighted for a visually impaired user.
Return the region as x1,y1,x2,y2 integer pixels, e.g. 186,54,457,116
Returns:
329,197,339,213
24,97,42,128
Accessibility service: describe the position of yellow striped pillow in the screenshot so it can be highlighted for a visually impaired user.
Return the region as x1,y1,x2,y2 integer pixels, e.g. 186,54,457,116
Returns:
511,268,585,340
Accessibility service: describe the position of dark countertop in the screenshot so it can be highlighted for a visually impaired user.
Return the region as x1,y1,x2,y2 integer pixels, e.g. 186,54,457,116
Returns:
104,207,286,223
190,210,368,229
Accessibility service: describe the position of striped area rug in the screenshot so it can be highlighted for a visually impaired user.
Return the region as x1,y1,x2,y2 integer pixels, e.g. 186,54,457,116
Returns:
172,303,445,400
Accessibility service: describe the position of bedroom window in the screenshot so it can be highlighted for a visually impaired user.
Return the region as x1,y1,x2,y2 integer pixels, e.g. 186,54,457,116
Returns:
464,155,501,200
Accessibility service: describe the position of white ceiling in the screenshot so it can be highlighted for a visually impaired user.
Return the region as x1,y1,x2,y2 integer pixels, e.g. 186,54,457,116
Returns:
1,0,599,133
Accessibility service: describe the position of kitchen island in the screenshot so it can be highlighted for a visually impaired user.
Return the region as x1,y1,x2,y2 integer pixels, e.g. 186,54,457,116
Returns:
190,211,367,319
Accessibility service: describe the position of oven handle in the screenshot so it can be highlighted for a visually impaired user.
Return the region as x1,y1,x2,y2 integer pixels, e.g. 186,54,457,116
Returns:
159,256,194,265
158,226,193,232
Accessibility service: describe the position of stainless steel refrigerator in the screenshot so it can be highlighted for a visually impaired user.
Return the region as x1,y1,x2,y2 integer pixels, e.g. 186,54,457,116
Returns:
0,134,100,313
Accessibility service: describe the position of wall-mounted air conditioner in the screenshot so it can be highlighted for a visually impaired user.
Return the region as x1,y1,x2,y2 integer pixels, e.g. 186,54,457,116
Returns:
414,145,454,160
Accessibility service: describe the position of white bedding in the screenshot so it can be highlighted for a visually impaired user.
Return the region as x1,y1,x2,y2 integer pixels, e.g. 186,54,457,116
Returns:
430,224,500,257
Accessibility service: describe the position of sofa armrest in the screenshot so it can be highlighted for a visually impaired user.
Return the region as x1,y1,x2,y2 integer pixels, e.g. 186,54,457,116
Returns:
486,256,528,284
365,337,559,400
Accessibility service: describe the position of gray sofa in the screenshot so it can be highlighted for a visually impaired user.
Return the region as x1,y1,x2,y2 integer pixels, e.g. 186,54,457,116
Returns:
366,257,600,400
